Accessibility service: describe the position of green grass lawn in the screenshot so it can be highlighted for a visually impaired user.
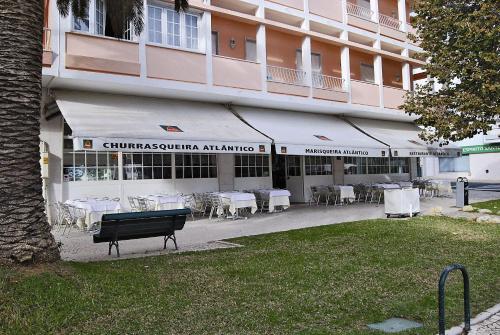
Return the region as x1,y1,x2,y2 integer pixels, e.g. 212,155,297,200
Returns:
1,217,499,335
472,199,500,214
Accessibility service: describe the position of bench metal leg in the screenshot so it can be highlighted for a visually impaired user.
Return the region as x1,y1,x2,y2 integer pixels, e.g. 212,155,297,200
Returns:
164,233,178,250
108,240,120,257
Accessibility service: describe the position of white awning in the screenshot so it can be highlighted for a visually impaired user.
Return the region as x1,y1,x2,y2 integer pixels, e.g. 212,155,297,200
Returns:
235,107,389,157
55,91,272,154
346,117,461,158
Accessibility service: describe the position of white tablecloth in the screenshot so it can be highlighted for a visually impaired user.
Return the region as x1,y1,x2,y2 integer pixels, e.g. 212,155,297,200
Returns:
145,195,185,210
384,188,420,216
337,186,355,203
218,192,257,216
65,199,121,229
257,189,291,213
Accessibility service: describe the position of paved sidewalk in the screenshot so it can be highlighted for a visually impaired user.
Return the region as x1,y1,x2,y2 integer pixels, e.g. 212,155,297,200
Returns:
53,190,499,262
443,304,500,335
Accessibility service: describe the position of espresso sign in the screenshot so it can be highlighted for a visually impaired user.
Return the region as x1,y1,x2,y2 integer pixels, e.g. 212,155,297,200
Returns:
73,137,271,154
277,144,387,157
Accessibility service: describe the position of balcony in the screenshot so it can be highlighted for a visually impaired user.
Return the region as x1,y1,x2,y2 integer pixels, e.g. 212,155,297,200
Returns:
266,65,309,97
309,0,343,22
351,80,380,106
383,86,406,109
346,2,378,32
213,56,262,91
406,23,420,45
312,72,348,102
66,32,140,76
146,45,206,84
378,14,406,41
42,28,53,67
267,0,304,11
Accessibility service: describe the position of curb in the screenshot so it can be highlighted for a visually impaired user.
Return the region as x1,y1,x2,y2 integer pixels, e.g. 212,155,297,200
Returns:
441,303,500,335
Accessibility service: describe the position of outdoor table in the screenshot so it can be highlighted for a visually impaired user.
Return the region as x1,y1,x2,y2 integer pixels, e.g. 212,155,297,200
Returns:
398,181,414,188
65,198,121,229
384,188,420,217
374,183,401,189
256,189,291,213
145,194,186,210
218,192,257,217
335,185,355,203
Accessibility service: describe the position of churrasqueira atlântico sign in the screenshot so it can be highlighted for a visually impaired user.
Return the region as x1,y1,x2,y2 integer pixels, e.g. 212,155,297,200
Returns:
73,138,271,154
462,144,500,155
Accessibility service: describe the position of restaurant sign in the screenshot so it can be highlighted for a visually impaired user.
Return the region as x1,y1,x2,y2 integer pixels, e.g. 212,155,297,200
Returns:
462,144,500,155
277,144,387,157
74,137,271,154
392,148,461,158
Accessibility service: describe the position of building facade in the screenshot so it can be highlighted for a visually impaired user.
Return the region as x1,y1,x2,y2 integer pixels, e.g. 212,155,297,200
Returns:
40,0,460,214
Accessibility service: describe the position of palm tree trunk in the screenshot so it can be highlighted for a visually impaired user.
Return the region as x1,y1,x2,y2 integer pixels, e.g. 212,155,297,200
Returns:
0,0,60,263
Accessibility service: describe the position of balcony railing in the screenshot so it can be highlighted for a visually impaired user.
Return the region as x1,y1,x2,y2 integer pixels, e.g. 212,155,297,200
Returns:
43,28,51,51
267,65,307,86
312,72,345,91
378,13,402,30
346,2,375,21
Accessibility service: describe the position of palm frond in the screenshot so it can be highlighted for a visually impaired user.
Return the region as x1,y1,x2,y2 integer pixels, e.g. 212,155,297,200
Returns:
56,0,189,37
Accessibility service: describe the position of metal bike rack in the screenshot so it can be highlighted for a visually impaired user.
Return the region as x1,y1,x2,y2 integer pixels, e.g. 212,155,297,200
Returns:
438,264,471,334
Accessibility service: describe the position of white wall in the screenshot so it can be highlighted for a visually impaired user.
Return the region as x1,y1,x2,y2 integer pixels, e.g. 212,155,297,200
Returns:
469,153,500,181
218,154,234,191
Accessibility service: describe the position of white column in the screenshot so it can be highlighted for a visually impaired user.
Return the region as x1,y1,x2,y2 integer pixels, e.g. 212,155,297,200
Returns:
398,0,407,31
340,30,351,101
370,0,379,22
401,48,411,90
202,10,213,87
256,1,267,91
302,36,313,95
341,0,348,24
402,62,411,90
139,0,148,78
257,24,268,91
373,40,383,107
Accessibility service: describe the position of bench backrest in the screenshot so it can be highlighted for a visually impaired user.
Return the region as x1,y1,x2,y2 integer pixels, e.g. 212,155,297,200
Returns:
95,209,190,242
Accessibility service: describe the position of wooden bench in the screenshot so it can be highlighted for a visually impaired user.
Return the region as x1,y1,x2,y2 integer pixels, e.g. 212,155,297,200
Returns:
93,209,191,257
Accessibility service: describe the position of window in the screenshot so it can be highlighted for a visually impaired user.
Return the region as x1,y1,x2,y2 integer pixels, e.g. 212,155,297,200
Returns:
95,0,104,35
344,157,394,175
73,6,89,32
235,154,270,178
287,155,301,177
360,63,375,83
367,157,389,174
185,14,198,49
439,157,470,172
344,157,366,175
148,6,162,43
175,154,217,179
123,153,172,180
296,49,303,69
357,0,371,9
147,5,200,49
390,157,410,174
245,39,257,61
212,31,219,55
311,53,322,73
165,8,181,46
305,156,332,175
64,151,119,182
